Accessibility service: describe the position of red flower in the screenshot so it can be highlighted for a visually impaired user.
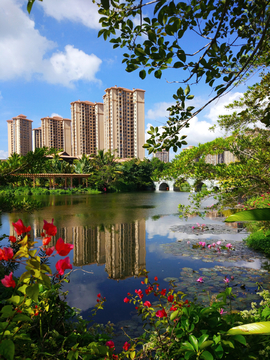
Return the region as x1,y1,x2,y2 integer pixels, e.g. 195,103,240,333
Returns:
40,232,45,237
143,301,151,307
170,305,177,311
135,289,143,299
154,276,158,281
123,342,131,351
43,219,57,236
55,257,72,275
167,295,174,302
124,297,130,303
45,246,54,256
160,289,166,296
141,281,144,284
42,237,51,246
156,308,167,318
112,355,118,359
1,272,16,288
55,238,74,256
9,236,16,243
12,219,31,236
0,247,14,261
106,340,115,349
97,293,101,298
127,292,131,296
184,299,189,304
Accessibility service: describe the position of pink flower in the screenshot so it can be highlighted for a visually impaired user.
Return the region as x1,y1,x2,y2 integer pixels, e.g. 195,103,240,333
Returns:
187,241,190,244
216,241,221,245
226,243,232,249
1,272,16,288
220,308,227,315
12,219,31,236
212,243,216,247
156,308,167,318
197,277,204,283
55,238,74,256
231,275,234,280
106,340,115,349
45,246,54,256
124,297,130,303
55,257,72,275
207,244,211,249
123,342,131,351
43,219,57,236
192,226,195,229
144,301,151,307
223,277,230,284
199,241,206,247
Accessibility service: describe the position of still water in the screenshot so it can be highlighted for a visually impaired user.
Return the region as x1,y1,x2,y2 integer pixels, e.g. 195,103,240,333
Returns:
1,192,269,328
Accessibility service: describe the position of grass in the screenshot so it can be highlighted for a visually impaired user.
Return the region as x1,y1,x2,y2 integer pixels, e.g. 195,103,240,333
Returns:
0,186,101,196
244,229,270,256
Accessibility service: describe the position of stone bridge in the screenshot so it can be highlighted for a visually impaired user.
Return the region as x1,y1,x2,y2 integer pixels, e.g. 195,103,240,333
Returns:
153,178,220,192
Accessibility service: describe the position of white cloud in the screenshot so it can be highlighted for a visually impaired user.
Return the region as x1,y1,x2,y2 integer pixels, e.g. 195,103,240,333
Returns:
39,0,101,29
0,150,8,159
204,92,243,123
50,113,62,118
43,45,102,87
0,0,102,87
146,102,171,120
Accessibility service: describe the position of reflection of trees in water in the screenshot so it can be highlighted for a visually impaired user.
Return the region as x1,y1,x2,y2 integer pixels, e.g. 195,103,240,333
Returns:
31,220,146,281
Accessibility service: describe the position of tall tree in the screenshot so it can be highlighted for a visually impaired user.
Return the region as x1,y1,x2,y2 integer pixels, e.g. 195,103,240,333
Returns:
27,0,270,152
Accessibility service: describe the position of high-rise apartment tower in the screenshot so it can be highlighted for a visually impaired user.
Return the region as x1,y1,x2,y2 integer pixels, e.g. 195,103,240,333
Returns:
33,127,42,150
103,86,145,159
7,114,33,157
41,116,72,154
70,101,104,156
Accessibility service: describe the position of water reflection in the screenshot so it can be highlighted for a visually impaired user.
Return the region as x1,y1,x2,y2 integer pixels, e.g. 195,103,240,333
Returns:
12,219,146,281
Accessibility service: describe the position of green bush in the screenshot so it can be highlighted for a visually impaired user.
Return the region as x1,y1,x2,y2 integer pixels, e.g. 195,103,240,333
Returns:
244,230,270,255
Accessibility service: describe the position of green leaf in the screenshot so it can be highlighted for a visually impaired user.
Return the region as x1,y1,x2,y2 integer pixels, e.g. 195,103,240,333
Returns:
170,310,180,321
101,0,110,10
201,350,213,360
27,0,35,14
225,209,270,222
9,296,21,305
154,69,162,79
181,341,195,352
26,283,39,302
227,322,270,335
13,314,31,322
231,335,247,345
184,85,190,95
1,305,14,319
0,339,15,360
189,335,198,352
139,70,146,79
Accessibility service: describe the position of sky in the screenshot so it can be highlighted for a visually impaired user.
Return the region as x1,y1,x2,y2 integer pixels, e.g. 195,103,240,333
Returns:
0,0,260,159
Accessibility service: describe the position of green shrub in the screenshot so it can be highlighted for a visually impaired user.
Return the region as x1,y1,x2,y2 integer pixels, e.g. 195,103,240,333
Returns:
244,230,270,255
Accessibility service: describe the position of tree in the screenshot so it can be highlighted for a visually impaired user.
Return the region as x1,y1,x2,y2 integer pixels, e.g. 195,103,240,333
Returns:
27,0,270,152
211,72,270,133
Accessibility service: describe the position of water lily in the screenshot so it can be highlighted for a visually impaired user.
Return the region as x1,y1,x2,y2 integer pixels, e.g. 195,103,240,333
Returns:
223,277,230,284
226,243,233,249
207,244,211,249
197,277,204,283
216,241,221,245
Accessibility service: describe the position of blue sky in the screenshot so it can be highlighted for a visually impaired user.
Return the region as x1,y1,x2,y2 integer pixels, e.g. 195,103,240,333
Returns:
0,0,259,159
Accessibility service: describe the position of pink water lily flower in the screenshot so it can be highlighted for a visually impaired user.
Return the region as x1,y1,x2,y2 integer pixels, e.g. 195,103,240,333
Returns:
226,243,233,249
212,243,216,247
207,244,211,249
199,241,206,247
216,241,221,245
197,277,204,283
223,277,230,284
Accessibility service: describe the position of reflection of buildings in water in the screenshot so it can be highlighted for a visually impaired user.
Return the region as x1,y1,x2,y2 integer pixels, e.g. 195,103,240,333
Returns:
26,219,146,281
104,220,146,280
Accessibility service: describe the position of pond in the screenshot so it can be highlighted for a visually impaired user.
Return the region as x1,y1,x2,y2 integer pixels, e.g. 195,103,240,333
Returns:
1,192,270,344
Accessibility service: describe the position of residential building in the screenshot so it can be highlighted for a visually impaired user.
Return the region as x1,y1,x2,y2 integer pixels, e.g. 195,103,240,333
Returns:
153,149,169,163
70,100,104,156
7,114,33,157
33,127,42,150
103,86,145,159
41,116,72,154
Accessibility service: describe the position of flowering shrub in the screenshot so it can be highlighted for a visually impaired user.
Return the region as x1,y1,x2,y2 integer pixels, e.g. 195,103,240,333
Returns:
0,219,117,360
120,271,270,360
